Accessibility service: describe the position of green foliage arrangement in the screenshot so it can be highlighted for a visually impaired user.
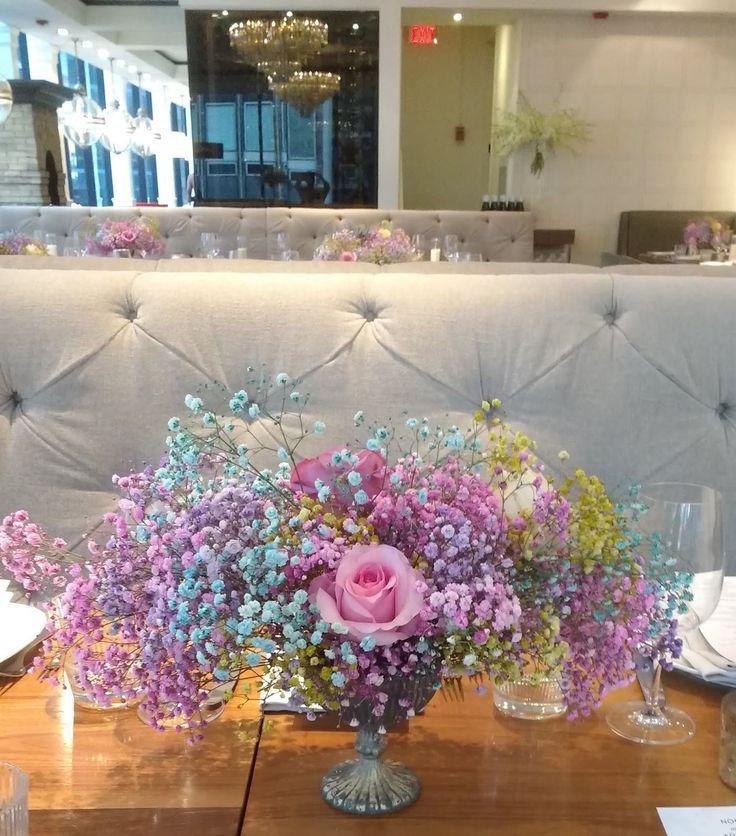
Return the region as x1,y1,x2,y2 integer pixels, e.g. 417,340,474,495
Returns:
493,99,591,176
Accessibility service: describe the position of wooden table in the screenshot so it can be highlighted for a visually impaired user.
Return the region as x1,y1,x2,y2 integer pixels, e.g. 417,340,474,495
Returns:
1,672,734,835
0,675,260,835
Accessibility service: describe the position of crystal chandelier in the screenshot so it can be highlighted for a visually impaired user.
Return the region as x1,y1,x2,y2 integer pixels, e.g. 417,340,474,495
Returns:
0,75,12,126
130,73,161,158
100,60,134,154
229,16,328,79
57,38,105,149
130,110,161,158
270,71,340,117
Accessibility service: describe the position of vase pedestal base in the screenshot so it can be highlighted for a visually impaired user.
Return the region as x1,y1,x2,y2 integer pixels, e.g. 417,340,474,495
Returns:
320,756,420,815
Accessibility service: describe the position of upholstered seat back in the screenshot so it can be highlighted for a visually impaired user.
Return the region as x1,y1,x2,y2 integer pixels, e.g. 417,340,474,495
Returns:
0,268,734,571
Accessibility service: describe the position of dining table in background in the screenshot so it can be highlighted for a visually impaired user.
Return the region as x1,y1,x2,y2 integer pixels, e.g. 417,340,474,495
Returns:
0,671,734,835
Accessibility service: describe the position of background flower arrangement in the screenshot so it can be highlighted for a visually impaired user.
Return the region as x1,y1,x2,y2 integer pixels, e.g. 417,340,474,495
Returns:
313,221,420,264
0,232,47,255
493,97,591,176
0,373,690,742
86,216,165,258
683,217,732,251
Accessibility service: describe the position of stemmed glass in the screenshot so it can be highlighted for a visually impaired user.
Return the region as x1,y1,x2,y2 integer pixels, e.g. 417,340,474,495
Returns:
606,482,724,745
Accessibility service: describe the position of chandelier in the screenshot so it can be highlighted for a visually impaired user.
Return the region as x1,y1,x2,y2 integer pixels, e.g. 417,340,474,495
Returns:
270,71,340,117
130,109,161,158
57,39,105,149
99,59,134,154
229,16,328,79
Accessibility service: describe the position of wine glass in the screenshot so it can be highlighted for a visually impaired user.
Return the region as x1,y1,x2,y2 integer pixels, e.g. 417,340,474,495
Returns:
606,482,724,745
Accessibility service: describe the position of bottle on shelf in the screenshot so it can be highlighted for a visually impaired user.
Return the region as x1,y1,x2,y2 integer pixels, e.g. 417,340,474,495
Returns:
512,197,525,211
489,195,500,211
481,194,491,211
499,194,508,211
429,238,441,262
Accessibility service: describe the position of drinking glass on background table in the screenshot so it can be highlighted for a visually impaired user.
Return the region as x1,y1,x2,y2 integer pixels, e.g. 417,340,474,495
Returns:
606,482,724,745
411,233,426,259
673,244,687,258
443,234,459,262
0,762,28,836
200,232,222,258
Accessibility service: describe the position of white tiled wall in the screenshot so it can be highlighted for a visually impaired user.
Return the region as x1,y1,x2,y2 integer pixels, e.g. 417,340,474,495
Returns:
511,13,736,265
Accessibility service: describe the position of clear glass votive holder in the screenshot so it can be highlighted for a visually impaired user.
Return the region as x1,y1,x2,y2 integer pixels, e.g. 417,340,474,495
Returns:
63,648,138,711
720,690,736,789
111,248,132,258
493,674,566,720
0,762,28,836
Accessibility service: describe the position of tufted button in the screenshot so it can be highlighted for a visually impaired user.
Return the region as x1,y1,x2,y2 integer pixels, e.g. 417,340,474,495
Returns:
510,236,516,243
9,391,21,407
717,402,729,417
364,309,377,322
313,234,317,239
37,210,42,217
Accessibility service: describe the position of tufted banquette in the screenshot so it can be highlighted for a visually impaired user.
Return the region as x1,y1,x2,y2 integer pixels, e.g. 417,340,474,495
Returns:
0,206,534,262
0,261,734,571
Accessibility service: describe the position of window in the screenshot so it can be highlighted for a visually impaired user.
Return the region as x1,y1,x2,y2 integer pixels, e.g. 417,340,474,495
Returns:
57,51,113,206
17,33,29,79
170,102,189,206
126,83,159,204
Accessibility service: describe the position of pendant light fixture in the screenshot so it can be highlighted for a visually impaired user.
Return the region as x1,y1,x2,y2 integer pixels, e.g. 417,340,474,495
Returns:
57,38,105,148
130,73,161,158
100,58,134,154
0,75,12,126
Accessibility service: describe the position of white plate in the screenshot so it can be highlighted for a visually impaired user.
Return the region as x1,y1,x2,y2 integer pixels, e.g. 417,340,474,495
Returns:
0,603,47,665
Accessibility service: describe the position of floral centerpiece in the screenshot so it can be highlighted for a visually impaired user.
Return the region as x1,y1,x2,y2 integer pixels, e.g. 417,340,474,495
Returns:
0,232,47,255
0,375,689,815
86,216,165,258
684,218,732,252
314,221,420,264
493,97,591,176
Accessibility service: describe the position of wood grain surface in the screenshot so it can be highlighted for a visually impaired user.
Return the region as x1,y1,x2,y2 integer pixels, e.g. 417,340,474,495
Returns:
0,675,260,836
241,674,736,836
3,671,735,836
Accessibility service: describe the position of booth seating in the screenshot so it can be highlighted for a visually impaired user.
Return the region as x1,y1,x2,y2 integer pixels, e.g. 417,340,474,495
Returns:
617,210,736,258
0,206,534,262
0,261,734,572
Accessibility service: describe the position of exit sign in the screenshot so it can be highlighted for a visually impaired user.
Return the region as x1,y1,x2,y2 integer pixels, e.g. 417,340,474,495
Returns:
409,25,436,45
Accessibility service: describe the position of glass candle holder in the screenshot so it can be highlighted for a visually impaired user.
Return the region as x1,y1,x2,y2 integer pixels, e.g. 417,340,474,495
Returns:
0,762,28,836
720,690,736,789
63,646,140,711
493,673,566,720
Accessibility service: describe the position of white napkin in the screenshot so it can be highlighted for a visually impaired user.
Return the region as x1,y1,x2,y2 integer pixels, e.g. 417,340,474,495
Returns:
259,669,324,714
0,579,12,608
674,577,736,686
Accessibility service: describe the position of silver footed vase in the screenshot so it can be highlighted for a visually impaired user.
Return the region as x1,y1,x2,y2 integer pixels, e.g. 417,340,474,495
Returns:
320,672,439,815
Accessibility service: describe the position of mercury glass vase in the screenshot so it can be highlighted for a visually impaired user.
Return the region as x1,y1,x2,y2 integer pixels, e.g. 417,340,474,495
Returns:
320,673,439,815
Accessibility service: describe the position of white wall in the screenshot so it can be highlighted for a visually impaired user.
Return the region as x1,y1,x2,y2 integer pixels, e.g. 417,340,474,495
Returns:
508,13,736,265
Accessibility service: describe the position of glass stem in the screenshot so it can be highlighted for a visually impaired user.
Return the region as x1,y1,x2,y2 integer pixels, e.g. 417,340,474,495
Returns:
643,663,664,717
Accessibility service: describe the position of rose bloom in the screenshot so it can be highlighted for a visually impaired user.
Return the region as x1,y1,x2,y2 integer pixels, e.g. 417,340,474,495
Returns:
309,544,424,645
289,447,385,503
339,251,358,262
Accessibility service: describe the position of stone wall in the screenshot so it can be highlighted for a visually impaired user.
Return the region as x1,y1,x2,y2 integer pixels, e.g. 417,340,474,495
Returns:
0,81,72,206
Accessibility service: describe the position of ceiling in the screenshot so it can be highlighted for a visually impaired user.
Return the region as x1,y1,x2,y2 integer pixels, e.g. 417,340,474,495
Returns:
0,0,734,99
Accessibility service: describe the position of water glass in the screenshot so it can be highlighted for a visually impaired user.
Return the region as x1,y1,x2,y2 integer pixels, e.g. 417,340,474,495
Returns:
269,231,290,260
112,248,132,259
0,762,28,836
42,233,58,256
720,690,736,789
461,252,483,262
411,233,427,259
200,232,222,258
443,234,459,262
279,249,300,261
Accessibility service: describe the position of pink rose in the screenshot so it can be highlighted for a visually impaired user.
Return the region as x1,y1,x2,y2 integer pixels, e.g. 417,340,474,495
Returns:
308,544,424,645
289,447,385,503
339,251,358,261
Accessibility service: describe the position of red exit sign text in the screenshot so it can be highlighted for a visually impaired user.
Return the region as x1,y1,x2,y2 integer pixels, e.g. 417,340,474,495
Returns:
409,25,436,45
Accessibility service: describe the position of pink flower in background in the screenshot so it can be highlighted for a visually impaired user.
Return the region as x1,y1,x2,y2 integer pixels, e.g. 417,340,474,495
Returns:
308,543,424,645
289,447,385,503
339,251,358,261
